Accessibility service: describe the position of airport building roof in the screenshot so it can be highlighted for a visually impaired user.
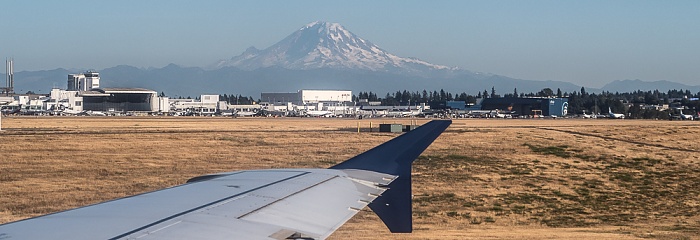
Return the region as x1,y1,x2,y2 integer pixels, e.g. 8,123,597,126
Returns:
80,88,157,97
101,88,157,94
79,91,110,97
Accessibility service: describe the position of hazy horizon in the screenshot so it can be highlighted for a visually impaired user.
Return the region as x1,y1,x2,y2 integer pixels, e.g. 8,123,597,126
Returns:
1,0,698,89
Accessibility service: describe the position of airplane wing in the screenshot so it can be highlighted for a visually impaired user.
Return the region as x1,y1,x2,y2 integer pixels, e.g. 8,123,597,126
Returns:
0,120,451,240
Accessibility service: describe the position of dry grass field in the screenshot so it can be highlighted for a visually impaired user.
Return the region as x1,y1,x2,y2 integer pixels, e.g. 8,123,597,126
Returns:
1,117,699,239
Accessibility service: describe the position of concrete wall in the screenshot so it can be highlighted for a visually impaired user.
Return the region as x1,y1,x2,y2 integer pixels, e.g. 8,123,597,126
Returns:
261,92,300,104
152,96,170,113
200,95,219,103
300,90,352,104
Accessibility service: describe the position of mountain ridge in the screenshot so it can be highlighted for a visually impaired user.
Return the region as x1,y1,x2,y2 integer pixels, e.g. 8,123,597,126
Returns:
7,21,697,97
9,64,699,98
213,21,459,76
601,79,700,93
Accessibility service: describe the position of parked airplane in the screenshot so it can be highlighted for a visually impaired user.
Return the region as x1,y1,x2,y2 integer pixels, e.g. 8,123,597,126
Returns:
0,120,452,239
84,110,106,116
579,110,594,118
219,109,235,116
385,110,420,117
61,109,84,115
671,109,695,120
305,110,334,117
608,107,625,119
679,109,694,120
235,110,258,117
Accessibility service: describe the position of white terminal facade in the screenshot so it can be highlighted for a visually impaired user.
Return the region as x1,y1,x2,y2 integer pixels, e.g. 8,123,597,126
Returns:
68,72,100,91
0,65,419,117
169,95,229,115
258,90,368,116
1,71,170,115
300,90,352,104
54,71,169,113
258,89,428,117
2,69,357,116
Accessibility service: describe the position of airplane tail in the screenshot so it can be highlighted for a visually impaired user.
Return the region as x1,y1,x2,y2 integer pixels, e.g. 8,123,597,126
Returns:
609,107,613,113
330,120,451,233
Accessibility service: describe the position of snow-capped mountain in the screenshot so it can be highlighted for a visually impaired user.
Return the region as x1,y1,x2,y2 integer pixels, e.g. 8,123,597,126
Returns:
214,21,457,75
12,21,593,97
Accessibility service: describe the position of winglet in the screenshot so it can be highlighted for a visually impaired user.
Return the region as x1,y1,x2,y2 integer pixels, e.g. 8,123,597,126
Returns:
330,120,451,233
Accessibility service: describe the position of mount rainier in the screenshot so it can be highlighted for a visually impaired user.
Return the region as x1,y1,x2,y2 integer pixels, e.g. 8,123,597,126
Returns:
14,21,589,97
213,21,456,75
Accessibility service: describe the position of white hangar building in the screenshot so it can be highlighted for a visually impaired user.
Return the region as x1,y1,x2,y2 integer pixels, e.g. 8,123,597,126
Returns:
81,88,168,113
261,90,352,105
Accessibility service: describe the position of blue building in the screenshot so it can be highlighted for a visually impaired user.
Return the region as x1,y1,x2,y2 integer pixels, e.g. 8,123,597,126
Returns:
449,97,569,117
480,97,568,116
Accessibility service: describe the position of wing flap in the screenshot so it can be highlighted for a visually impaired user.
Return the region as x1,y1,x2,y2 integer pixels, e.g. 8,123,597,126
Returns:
238,173,389,239
121,169,393,240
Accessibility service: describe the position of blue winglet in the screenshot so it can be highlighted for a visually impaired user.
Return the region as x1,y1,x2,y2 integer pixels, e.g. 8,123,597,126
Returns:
330,120,451,233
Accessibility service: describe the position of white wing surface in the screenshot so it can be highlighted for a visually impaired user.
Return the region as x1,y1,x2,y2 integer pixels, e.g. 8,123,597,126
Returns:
0,169,393,240
0,120,452,239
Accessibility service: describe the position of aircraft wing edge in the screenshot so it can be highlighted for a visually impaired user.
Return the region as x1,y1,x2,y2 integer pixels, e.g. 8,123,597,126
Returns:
331,120,452,233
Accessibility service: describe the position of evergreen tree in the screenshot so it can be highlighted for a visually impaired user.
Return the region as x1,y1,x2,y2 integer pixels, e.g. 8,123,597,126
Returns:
538,88,554,97
457,92,468,101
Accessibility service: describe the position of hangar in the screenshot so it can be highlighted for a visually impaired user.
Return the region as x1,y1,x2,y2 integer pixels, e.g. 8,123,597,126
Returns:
480,97,569,117
447,97,569,117
82,88,168,112
261,90,352,105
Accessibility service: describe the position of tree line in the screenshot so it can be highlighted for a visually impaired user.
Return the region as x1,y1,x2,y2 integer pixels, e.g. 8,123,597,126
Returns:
215,87,700,119
170,94,255,105
355,87,700,119
219,94,256,105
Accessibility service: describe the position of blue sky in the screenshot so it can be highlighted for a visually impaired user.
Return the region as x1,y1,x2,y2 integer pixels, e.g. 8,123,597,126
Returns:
1,0,698,88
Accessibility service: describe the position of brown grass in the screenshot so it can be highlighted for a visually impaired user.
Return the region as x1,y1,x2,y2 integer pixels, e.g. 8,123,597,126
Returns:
1,117,699,239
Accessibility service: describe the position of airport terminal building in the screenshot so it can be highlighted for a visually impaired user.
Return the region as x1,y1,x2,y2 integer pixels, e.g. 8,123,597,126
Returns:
46,72,169,114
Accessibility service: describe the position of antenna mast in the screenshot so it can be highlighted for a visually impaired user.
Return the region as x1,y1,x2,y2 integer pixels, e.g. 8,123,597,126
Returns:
3,58,14,95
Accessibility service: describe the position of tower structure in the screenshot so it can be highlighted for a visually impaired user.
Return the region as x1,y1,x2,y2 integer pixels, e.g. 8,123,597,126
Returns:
67,71,100,91
3,58,13,95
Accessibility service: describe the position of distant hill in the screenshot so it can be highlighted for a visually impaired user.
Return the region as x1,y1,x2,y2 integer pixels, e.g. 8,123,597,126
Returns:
18,65,700,99
10,68,71,94
91,64,583,98
8,22,583,97
601,79,700,93
12,21,697,98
